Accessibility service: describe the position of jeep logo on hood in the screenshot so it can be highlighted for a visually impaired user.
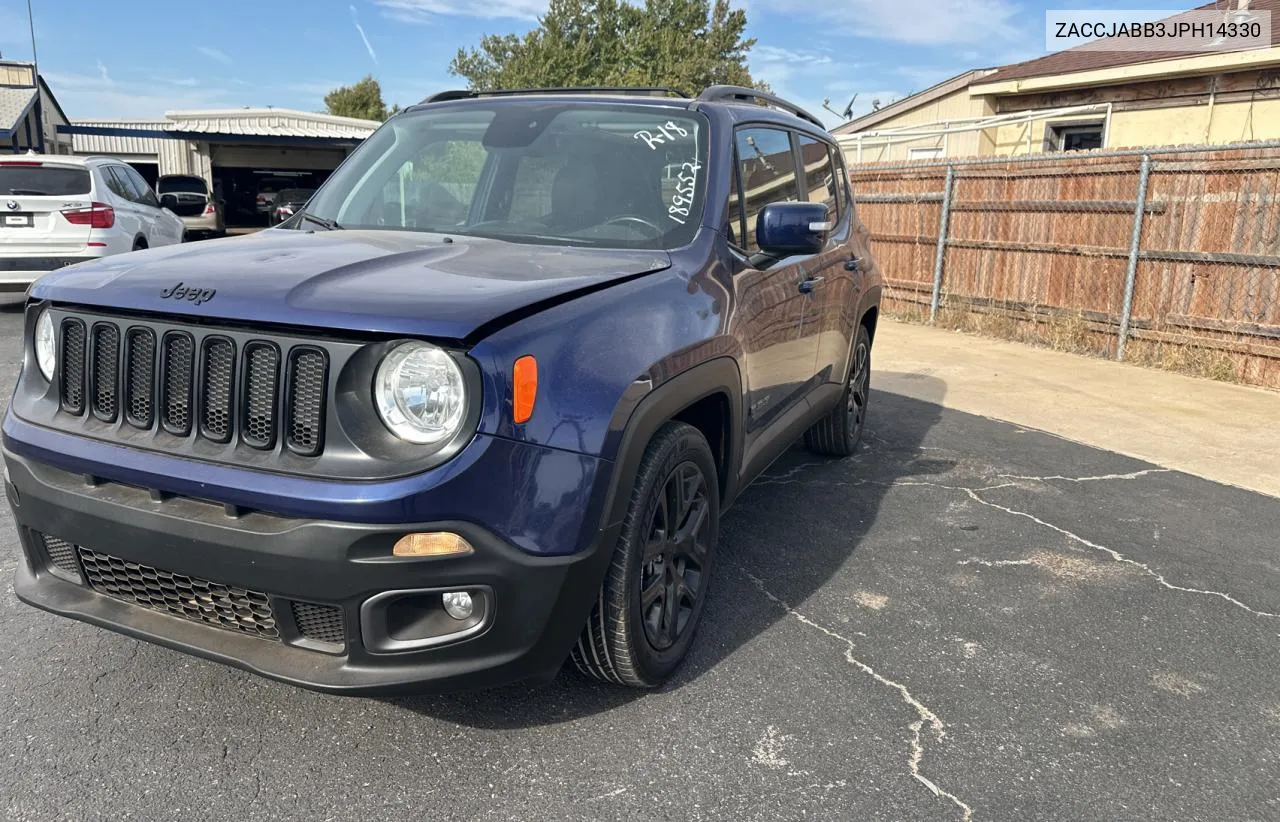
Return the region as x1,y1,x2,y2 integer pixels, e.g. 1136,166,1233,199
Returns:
160,282,217,306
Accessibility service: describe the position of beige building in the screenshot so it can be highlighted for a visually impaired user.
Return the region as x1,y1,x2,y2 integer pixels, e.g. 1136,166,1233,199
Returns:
0,60,71,155
834,0,1280,163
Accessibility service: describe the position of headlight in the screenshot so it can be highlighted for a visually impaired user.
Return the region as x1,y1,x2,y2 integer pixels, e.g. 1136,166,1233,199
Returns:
34,309,56,382
374,342,466,444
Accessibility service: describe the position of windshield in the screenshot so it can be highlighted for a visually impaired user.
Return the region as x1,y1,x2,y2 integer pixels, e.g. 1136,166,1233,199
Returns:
277,188,315,202
297,102,708,250
0,164,91,196
157,176,209,195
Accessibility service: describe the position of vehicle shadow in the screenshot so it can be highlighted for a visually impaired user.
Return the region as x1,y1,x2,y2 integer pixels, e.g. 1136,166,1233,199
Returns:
388,373,950,728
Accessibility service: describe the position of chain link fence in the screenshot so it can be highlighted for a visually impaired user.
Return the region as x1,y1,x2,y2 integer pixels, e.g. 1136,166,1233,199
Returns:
850,142,1280,389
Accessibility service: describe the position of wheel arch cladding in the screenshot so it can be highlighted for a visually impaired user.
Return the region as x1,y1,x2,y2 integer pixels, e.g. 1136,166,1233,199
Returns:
861,304,879,343
597,357,743,531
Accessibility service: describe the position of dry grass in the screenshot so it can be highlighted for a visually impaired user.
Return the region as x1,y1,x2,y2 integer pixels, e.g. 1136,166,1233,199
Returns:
888,302,1260,386
1128,340,1240,383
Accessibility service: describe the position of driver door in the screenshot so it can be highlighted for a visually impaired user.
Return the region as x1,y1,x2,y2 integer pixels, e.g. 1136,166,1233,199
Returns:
727,127,824,451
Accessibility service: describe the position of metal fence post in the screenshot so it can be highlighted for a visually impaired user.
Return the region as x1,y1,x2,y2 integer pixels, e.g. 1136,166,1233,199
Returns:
929,164,955,324
1117,154,1151,361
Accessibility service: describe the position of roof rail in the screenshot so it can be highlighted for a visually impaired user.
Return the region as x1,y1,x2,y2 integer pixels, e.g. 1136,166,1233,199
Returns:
420,87,689,104
696,85,825,129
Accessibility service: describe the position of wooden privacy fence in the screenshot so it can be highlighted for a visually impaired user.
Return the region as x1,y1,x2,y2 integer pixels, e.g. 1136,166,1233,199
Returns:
850,141,1280,388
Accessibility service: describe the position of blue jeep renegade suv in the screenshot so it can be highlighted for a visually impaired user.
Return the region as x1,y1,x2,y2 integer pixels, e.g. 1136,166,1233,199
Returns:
5,86,881,693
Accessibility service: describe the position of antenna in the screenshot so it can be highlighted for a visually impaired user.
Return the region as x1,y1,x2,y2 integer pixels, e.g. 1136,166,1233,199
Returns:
27,0,38,72
822,94,858,121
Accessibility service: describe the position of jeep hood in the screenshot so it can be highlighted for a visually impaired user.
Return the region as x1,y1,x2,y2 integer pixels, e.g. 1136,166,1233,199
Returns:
29,230,672,341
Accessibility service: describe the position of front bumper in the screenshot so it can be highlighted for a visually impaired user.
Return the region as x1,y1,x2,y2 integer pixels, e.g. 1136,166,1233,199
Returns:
6,449,617,695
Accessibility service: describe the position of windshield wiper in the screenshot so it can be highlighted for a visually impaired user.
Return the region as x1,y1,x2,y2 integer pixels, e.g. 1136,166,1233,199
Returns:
297,211,343,231
6,189,48,195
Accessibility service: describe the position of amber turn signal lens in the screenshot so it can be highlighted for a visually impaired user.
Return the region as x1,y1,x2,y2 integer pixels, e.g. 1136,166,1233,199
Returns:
513,355,538,424
392,532,474,558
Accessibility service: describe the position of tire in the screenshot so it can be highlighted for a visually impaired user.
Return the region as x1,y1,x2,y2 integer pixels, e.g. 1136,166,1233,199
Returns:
804,323,871,457
572,422,720,687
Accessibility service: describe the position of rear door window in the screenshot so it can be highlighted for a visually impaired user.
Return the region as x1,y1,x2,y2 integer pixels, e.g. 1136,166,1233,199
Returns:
0,164,91,196
104,167,135,201
123,167,160,208
734,127,801,253
798,134,837,221
830,146,851,218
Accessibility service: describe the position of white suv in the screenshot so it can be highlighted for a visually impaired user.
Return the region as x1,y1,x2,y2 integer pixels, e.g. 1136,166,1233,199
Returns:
0,155,185,291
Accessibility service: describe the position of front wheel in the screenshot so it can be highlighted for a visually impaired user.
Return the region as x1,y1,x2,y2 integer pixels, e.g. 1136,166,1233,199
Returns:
804,324,871,456
572,422,720,687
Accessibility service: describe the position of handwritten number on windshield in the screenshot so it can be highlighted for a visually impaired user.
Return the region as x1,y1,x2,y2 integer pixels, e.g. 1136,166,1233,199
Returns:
634,121,690,150
668,160,701,225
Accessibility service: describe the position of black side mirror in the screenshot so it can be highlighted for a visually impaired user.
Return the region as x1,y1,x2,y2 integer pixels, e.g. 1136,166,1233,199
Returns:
756,201,830,257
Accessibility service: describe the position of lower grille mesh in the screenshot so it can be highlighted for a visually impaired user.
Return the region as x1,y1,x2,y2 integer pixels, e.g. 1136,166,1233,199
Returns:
77,547,279,640
39,533,80,574
290,601,346,645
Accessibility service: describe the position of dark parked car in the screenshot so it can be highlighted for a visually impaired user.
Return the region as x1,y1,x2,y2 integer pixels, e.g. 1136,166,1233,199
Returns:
6,86,881,694
269,188,315,225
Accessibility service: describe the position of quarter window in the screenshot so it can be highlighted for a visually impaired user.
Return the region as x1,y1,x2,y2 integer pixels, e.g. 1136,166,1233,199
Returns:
734,127,800,253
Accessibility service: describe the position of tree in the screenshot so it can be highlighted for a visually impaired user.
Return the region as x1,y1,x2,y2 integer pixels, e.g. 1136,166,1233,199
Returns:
449,0,767,94
324,76,391,121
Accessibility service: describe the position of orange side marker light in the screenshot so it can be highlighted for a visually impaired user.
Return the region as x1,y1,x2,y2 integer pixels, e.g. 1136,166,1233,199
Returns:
513,355,538,424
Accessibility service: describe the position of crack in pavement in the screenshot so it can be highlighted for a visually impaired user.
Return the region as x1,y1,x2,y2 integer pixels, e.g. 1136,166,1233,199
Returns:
957,487,1280,620
997,469,1173,484
744,571,974,821
753,460,1275,622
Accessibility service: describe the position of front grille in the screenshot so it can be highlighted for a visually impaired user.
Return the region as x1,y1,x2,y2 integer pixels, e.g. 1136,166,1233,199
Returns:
290,601,346,645
90,323,120,421
242,343,280,449
77,547,279,640
60,319,86,414
286,348,327,455
160,332,194,435
56,315,329,456
200,337,236,442
124,328,156,428
39,533,80,575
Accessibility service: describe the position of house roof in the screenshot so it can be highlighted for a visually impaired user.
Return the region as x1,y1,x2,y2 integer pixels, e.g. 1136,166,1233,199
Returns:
0,87,37,134
833,69,996,135
162,108,380,138
981,0,1280,85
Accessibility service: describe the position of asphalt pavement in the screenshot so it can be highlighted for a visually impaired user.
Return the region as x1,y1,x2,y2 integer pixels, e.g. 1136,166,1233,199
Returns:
0,298,1277,821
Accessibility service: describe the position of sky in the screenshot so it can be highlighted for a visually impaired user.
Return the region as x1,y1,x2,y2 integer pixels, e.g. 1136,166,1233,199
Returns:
0,0,1211,127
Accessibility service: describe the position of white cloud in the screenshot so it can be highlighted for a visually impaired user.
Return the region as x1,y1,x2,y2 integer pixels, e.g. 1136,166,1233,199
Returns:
196,46,234,66
96,60,112,85
372,0,547,23
151,76,202,88
350,5,379,64
43,70,235,119
757,0,1021,46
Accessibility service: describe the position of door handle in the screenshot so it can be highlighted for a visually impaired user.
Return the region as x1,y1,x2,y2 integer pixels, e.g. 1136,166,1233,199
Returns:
845,257,861,272
798,276,825,294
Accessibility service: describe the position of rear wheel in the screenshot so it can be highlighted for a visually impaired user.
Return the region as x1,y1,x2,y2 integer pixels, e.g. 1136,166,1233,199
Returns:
132,238,147,251
572,422,719,687
804,323,871,457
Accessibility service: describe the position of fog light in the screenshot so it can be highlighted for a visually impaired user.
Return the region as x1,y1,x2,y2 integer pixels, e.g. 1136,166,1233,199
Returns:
441,591,473,620
392,532,473,558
